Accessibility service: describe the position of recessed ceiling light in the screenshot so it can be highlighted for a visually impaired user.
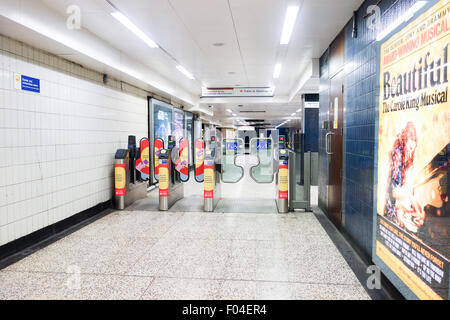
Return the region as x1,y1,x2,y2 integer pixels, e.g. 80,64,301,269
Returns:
213,42,225,47
111,11,158,48
227,109,233,113
280,6,299,45
228,71,236,75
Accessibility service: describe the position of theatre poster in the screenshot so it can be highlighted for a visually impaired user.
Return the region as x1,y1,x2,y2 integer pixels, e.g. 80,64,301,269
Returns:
374,0,450,300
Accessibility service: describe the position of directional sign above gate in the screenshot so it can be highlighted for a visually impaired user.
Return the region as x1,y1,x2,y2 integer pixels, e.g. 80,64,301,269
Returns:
201,87,274,98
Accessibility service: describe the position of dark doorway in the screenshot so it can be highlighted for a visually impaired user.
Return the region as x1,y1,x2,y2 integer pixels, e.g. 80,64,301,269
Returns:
327,70,344,226
325,30,345,227
245,136,250,154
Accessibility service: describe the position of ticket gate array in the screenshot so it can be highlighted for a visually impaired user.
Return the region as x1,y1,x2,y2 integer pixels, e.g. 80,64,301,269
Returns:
114,136,149,210
221,135,311,213
115,134,311,213
155,135,222,212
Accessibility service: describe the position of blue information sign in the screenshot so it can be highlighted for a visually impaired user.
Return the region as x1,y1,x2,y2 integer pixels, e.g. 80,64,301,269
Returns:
21,75,40,93
256,141,270,150
226,142,238,151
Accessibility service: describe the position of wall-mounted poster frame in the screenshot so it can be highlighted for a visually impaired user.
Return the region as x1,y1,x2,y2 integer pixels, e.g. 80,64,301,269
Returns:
373,0,450,300
148,97,190,185
149,97,173,185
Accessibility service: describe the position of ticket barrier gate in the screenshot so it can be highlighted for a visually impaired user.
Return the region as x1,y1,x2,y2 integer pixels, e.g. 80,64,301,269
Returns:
114,136,149,210
152,133,310,213
219,135,310,214
275,148,312,213
204,145,222,212
155,135,222,212
114,149,130,210
158,143,184,211
153,133,313,214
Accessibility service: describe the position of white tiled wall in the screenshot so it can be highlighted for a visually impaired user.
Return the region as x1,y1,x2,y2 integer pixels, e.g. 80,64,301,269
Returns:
0,35,149,246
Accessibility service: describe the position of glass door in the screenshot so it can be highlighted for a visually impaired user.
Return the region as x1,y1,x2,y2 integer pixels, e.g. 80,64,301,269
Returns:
221,139,244,183
250,138,274,183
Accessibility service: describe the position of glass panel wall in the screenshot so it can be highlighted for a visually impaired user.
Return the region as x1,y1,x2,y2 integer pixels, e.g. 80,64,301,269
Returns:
250,138,274,183
150,99,172,185
221,138,244,183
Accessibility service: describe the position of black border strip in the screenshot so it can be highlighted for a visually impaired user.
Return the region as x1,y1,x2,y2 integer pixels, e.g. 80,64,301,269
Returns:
312,208,404,300
0,200,113,270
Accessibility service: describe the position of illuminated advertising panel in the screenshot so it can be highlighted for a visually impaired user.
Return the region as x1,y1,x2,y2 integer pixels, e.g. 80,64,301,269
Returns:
173,110,185,146
154,103,172,145
374,0,450,300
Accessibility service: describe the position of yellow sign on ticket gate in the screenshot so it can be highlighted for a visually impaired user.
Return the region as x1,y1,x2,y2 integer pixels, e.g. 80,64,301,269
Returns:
141,146,150,166
114,164,126,196
204,166,214,198
158,166,169,197
278,159,289,199
158,150,169,197
204,151,214,199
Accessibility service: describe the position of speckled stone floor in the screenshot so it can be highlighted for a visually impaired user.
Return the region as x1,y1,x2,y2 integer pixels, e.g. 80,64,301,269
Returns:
0,207,371,300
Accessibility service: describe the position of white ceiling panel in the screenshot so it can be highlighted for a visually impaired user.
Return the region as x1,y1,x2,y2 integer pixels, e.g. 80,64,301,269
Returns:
7,0,364,124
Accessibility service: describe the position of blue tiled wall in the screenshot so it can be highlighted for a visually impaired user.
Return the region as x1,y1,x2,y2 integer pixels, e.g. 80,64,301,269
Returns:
319,0,422,257
304,108,319,153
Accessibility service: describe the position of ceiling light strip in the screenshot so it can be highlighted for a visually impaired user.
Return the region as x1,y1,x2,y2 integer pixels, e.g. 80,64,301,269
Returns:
110,12,158,48
176,65,195,80
108,1,198,81
280,6,299,45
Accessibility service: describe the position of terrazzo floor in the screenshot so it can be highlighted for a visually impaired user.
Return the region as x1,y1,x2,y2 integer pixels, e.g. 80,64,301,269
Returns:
0,208,371,300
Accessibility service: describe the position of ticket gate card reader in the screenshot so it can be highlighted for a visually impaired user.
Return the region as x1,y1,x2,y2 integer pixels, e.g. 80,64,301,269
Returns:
207,137,216,155
279,135,286,150
277,149,289,213
168,135,176,150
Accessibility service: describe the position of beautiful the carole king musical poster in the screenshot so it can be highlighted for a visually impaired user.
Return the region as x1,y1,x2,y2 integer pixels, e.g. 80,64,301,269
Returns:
375,0,450,300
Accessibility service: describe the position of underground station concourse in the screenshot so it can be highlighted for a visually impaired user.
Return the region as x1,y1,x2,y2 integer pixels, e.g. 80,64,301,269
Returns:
0,0,449,305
